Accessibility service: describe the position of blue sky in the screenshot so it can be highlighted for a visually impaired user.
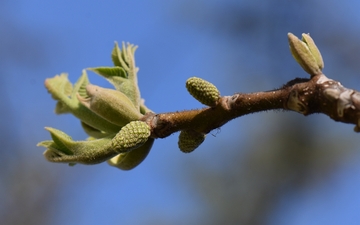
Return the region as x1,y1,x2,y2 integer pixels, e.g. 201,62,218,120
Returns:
2,0,360,224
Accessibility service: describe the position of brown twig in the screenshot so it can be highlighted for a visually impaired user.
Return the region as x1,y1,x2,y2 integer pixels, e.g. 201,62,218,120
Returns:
142,73,360,139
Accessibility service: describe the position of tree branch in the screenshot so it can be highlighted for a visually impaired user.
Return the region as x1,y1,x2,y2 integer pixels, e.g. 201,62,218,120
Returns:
143,73,360,139
38,32,360,169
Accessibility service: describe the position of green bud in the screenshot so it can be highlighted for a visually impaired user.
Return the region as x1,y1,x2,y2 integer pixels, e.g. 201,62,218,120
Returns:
178,130,206,153
186,77,220,106
301,33,324,71
77,84,142,127
288,33,323,77
108,138,154,170
112,121,151,153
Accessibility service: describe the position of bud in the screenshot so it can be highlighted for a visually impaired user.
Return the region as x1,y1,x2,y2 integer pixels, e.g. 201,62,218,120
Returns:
112,121,151,153
301,33,324,71
178,130,205,153
186,77,220,106
288,33,324,77
108,138,154,170
77,84,142,127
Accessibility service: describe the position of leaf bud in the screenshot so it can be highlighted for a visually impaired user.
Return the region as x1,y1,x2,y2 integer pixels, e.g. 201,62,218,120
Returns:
288,33,324,77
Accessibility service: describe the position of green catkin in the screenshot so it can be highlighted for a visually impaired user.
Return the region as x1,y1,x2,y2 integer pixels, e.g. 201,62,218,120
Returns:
186,77,220,107
178,130,206,153
112,121,151,153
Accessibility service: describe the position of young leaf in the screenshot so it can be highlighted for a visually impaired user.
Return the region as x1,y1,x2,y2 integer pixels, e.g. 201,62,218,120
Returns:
88,66,127,79
77,84,142,127
39,127,118,164
108,138,154,170
111,41,122,67
45,74,121,133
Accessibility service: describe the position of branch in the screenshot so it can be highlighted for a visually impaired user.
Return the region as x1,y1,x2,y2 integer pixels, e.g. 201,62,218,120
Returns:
143,74,360,140
37,33,360,170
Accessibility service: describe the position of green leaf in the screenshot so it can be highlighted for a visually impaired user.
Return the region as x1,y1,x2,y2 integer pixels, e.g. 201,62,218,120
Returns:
55,101,71,114
111,41,122,67
87,66,130,100
39,127,119,164
46,127,74,155
108,138,154,170
45,73,72,101
72,70,90,98
45,74,122,133
77,84,142,127
81,122,110,139
88,66,127,79
104,42,141,109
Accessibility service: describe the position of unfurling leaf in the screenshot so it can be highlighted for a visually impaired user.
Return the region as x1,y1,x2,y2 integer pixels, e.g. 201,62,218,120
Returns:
89,42,141,109
38,127,119,164
77,84,142,127
45,72,121,133
108,138,154,170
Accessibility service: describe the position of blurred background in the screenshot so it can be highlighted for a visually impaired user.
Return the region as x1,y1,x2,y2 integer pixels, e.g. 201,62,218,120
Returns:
1,0,360,224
